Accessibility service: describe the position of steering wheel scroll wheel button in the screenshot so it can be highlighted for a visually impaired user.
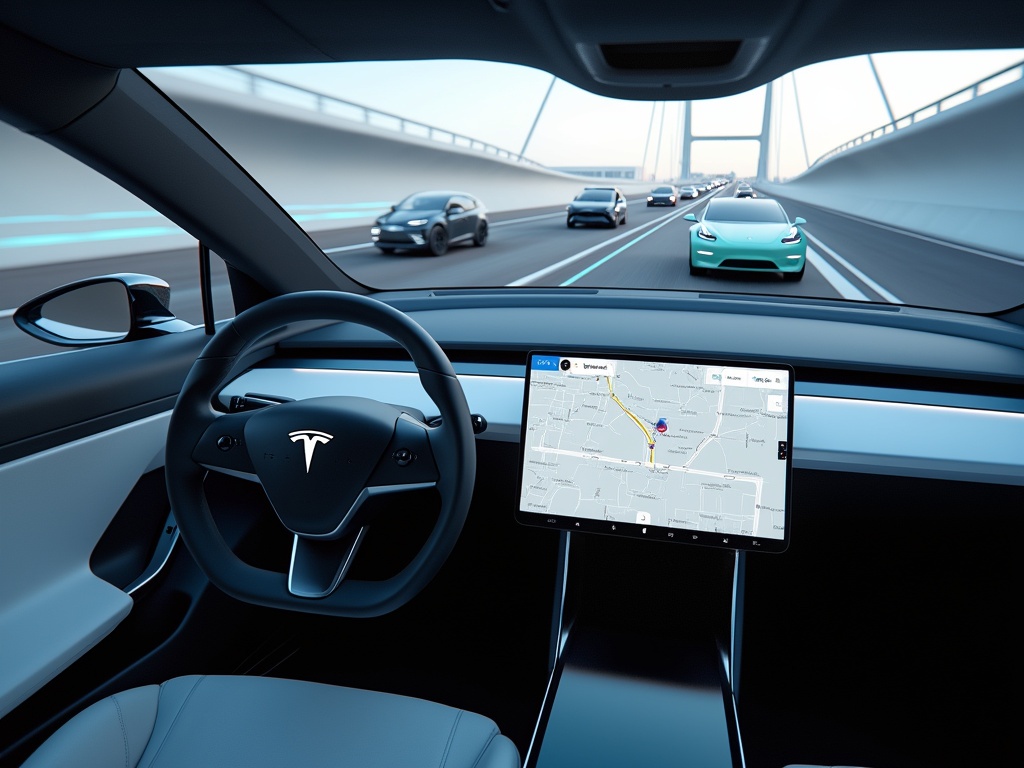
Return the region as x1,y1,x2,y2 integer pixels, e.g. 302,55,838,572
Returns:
244,396,401,538
393,448,414,466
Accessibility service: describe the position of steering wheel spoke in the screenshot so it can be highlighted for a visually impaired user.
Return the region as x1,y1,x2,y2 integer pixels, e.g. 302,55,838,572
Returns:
289,527,368,598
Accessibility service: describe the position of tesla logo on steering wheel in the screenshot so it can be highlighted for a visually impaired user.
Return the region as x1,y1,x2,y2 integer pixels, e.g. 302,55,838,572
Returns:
288,430,334,472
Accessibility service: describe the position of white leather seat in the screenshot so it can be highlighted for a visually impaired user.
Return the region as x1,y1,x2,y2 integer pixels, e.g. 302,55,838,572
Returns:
22,675,520,767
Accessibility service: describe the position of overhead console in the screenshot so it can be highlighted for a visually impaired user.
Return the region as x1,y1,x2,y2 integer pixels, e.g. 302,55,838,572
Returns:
516,351,793,553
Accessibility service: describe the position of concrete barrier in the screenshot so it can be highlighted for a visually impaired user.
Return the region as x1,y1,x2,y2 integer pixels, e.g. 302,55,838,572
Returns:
0,72,649,269
758,76,1024,260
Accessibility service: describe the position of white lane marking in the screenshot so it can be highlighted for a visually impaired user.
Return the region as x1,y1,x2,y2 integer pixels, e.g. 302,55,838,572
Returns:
804,231,903,303
320,197,675,255
492,211,565,226
805,246,870,301
0,308,15,319
323,242,373,253
507,198,710,287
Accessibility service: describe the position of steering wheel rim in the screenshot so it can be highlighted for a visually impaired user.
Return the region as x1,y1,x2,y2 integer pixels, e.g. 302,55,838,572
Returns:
165,291,476,617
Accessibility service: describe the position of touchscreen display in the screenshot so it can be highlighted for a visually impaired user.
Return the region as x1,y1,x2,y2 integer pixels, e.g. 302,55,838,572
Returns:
516,352,793,552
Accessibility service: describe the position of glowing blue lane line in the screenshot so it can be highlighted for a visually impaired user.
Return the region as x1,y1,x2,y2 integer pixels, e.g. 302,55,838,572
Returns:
0,211,166,226
559,210,690,286
0,227,184,249
0,202,394,228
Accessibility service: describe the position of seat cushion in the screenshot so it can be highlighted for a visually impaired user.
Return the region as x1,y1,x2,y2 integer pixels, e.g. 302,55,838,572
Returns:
22,675,520,768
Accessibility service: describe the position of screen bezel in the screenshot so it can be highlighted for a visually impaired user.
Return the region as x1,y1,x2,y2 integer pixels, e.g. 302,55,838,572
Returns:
516,350,794,553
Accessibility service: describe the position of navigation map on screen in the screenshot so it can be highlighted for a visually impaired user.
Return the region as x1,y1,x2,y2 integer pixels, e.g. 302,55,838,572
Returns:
516,352,793,552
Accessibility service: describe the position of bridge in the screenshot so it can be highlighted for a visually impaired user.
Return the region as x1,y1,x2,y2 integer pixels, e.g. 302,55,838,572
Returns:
1,60,1022,361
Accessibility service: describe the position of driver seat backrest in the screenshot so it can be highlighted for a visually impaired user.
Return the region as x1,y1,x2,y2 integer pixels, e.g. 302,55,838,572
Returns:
21,675,520,768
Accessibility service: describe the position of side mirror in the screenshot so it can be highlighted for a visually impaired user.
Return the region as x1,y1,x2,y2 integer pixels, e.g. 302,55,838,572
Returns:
13,273,193,347
684,213,698,222
794,216,806,225
447,205,465,215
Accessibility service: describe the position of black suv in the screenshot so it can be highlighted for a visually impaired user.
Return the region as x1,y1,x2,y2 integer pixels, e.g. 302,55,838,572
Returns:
566,187,628,228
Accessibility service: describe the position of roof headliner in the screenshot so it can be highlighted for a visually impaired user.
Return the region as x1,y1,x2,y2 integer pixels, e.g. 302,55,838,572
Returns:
3,0,1024,100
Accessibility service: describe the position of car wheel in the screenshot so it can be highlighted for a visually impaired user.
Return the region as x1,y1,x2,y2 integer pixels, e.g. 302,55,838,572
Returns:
689,251,705,276
619,213,627,226
428,225,448,256
472,220,488,247
783,264,805,282
378,247,395,254
567,217,575,228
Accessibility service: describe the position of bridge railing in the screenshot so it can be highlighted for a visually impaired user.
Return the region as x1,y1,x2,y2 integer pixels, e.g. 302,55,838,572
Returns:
810,59,1024,168
162,66,547,169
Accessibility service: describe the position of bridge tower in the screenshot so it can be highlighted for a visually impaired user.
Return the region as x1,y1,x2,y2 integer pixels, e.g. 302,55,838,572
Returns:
679,80,774,181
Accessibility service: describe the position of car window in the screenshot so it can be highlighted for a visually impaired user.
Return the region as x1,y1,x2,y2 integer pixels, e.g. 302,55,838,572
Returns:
704,199,789,223
396,194,450,210
576,190,615,201
0,124,230,363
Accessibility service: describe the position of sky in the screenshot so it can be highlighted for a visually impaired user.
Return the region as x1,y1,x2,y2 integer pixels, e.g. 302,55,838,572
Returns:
172,49,1023,181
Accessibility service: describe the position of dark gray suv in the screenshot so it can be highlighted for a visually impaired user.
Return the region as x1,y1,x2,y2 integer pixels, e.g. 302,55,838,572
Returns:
566,187,628,228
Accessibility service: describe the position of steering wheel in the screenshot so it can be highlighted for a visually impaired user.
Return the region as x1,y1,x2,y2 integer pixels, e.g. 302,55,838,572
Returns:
164,291,476,617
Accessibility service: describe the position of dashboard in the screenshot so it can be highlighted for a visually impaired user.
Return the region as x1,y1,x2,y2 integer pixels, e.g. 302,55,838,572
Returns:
218,290,1024,490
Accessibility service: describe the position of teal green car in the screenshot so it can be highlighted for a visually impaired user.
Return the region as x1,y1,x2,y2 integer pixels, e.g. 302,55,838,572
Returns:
686,198,807,281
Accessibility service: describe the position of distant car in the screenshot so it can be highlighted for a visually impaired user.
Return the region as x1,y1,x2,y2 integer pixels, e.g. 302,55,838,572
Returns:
685,198,807,281
647,186,678,206
566,187,628,228
678,185,700,199
735,183,756,198
371,191,488,255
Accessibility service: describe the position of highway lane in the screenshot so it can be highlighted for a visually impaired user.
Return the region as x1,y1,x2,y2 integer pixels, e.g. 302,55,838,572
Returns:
3,185,1022,363
761,192,1024,313
323,186,856,301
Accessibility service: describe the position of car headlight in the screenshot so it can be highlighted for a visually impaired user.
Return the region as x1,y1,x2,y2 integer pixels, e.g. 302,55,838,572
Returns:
647,196,654,202
370,226,381,236
781,226,802,244
407,219,428,227
697,225,716,242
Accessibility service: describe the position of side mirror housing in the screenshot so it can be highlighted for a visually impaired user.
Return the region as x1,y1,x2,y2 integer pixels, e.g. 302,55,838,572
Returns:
794,216,807,225
684,213,698,222
13,273,193,347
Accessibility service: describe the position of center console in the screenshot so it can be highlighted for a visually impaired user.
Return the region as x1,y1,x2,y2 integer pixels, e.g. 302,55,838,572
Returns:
516,351,794,767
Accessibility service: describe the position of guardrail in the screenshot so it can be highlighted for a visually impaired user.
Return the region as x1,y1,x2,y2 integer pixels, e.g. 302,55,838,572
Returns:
162,66,547,169
810,59,1024,168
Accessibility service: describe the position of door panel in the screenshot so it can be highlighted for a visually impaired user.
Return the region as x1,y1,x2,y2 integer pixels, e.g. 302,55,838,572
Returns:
0,330,205,717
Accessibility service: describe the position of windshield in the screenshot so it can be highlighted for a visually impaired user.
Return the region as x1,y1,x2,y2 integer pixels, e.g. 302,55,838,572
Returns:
23,48,1019,315
396,194,450,211
575,190,615,201
652,187,674,193
705,200,788,223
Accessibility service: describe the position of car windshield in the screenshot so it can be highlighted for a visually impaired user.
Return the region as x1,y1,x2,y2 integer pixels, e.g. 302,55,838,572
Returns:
652,187,674,193
576,190,615,201
396,194,450,211
704,200,789,223
10,49,1021,318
